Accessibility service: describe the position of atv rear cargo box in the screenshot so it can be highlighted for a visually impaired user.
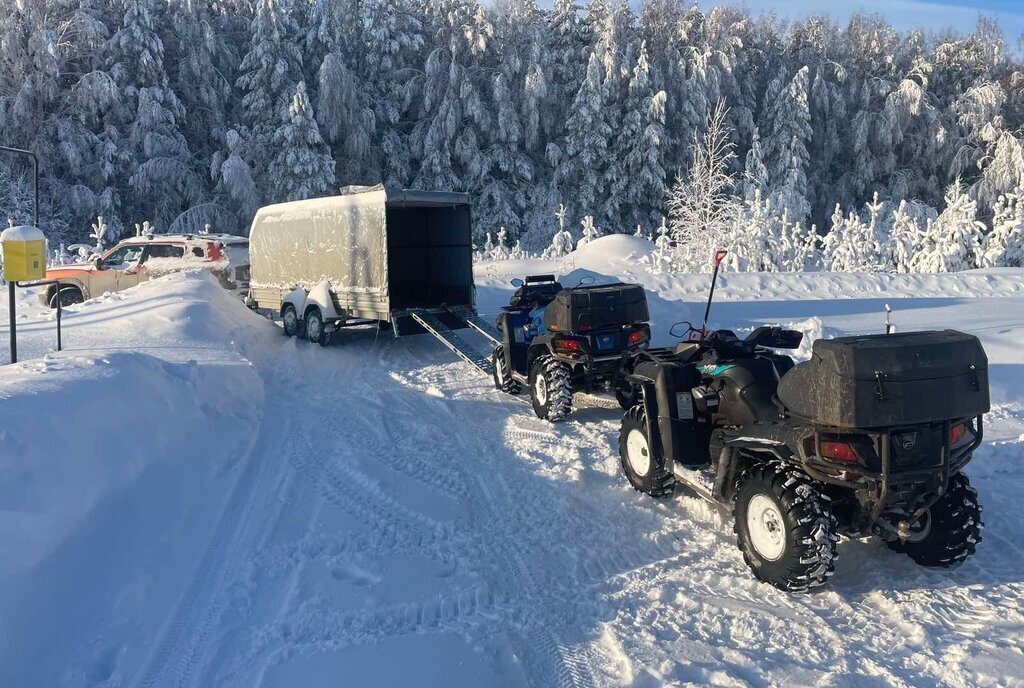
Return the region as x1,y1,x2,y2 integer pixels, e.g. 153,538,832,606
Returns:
543,283,649,333
777,330,989,428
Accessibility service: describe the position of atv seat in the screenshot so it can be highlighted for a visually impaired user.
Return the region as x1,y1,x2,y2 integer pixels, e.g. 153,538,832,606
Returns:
507,276,563,311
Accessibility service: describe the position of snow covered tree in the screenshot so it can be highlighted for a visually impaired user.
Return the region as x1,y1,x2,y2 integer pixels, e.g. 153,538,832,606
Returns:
762,67,813,223
822,199,885,273
666,100,740,270
577,215,601,246
268,82,336,202
885,200,931,273
108,0,200,227
741,128,768,201
911,180,985,272
555,52,613,227
980,191,1024,267
615,42,668,233
212,130,260,226
237,0,304,179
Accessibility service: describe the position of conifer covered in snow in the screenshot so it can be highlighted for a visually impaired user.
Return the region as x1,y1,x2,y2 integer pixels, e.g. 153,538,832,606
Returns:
269,82,336,202
0,0,1023,267
980,192,1024,268
911,180,985,273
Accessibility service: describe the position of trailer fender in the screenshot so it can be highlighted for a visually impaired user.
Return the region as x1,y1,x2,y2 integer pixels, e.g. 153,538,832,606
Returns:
282,286,308,316
304,280,342,323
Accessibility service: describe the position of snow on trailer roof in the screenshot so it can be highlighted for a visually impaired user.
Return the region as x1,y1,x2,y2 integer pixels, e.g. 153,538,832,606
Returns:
337,184,470,208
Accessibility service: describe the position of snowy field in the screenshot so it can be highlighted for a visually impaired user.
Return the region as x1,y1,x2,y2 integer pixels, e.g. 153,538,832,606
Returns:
1,236,1023,687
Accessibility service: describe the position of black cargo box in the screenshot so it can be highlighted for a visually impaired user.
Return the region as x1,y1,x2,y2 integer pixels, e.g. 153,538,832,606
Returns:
543,283,649,332
777,330,989,428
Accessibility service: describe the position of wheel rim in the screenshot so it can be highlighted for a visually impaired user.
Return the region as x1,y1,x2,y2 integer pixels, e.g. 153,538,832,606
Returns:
747,494,787,561
284,309,297,332
534,372,548,405
307,315,321,340
625,428,651,477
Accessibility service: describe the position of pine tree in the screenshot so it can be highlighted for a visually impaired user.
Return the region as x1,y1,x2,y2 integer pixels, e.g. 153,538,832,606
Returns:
237,0,304,157
108,0,200,227
212,130,260,227
911,180,985,272
742,128,768,201
763,66,813,222
980,192,1024,267
614,41,667,234
556,52,612,226
268,82,336,202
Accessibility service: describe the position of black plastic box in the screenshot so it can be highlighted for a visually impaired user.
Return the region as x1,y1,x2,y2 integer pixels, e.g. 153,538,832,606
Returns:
777,330,990,428
543,283,649,332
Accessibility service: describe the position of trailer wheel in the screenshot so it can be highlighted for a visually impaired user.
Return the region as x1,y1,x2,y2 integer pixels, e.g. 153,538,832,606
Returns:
492,346,521,394
529,355,572,422
282,305,300,337
733,464,838,591
305,307,328,346
618,404,675,498
887,472,982,567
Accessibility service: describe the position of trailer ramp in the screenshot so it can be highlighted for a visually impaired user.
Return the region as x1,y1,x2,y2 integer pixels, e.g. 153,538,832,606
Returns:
409,308,493,375
448,305,501,345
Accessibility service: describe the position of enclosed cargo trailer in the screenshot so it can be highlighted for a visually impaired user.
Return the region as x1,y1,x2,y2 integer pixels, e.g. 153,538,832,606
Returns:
247,186,501,371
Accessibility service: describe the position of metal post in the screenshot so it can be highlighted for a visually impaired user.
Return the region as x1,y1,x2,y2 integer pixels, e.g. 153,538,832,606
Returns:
8,281,15,364
55,283,62,352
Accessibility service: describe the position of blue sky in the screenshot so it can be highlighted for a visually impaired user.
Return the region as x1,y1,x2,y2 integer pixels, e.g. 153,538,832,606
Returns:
725,0,1024,43
526,0,1024,46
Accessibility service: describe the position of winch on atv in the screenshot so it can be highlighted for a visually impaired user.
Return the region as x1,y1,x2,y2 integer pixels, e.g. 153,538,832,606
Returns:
617,252,989,591
492,274,651,421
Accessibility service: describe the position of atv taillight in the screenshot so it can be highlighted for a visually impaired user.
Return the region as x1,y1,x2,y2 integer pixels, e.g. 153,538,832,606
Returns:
627,328,649,349
949,423,967,444
553,336,584,354
821,440,858,462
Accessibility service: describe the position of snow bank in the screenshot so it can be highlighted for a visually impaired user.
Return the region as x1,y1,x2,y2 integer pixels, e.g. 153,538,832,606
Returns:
0,271,277,686
0,351,263,578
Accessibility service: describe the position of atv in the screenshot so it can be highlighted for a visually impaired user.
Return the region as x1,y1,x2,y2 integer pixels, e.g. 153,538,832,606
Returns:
618,252,989,591
492,274,652,421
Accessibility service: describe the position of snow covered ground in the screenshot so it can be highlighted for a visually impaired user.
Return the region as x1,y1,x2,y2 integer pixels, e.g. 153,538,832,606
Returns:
1,242,1023,687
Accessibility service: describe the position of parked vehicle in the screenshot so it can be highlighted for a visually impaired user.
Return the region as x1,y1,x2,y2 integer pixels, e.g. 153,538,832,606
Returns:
41,234,249,307
492,274,652,421
618,258,989,591
247,186,479,346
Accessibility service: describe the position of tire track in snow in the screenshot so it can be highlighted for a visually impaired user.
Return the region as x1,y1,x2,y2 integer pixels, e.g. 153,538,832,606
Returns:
133,374,293,688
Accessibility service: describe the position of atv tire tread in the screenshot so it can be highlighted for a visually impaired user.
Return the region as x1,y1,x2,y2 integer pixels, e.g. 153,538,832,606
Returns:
887,472,982,567
531,355,573,422
619,404,675,498
492,345,522,394
733,463,839,592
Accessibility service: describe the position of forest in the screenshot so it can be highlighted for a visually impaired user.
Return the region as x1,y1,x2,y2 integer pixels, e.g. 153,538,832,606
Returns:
1,0,1022,272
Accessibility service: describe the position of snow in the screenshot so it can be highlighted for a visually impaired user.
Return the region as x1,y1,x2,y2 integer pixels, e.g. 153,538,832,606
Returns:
1,242,1024,686
0,225,45,242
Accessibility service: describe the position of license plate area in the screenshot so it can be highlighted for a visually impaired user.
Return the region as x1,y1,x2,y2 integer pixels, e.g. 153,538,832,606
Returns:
596,333,616,350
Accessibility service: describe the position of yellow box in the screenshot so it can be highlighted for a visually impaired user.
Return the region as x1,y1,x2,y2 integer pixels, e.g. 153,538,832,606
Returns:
1,225,47,282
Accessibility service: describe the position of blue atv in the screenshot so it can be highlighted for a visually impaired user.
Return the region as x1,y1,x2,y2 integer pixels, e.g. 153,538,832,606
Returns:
492,275,652,422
